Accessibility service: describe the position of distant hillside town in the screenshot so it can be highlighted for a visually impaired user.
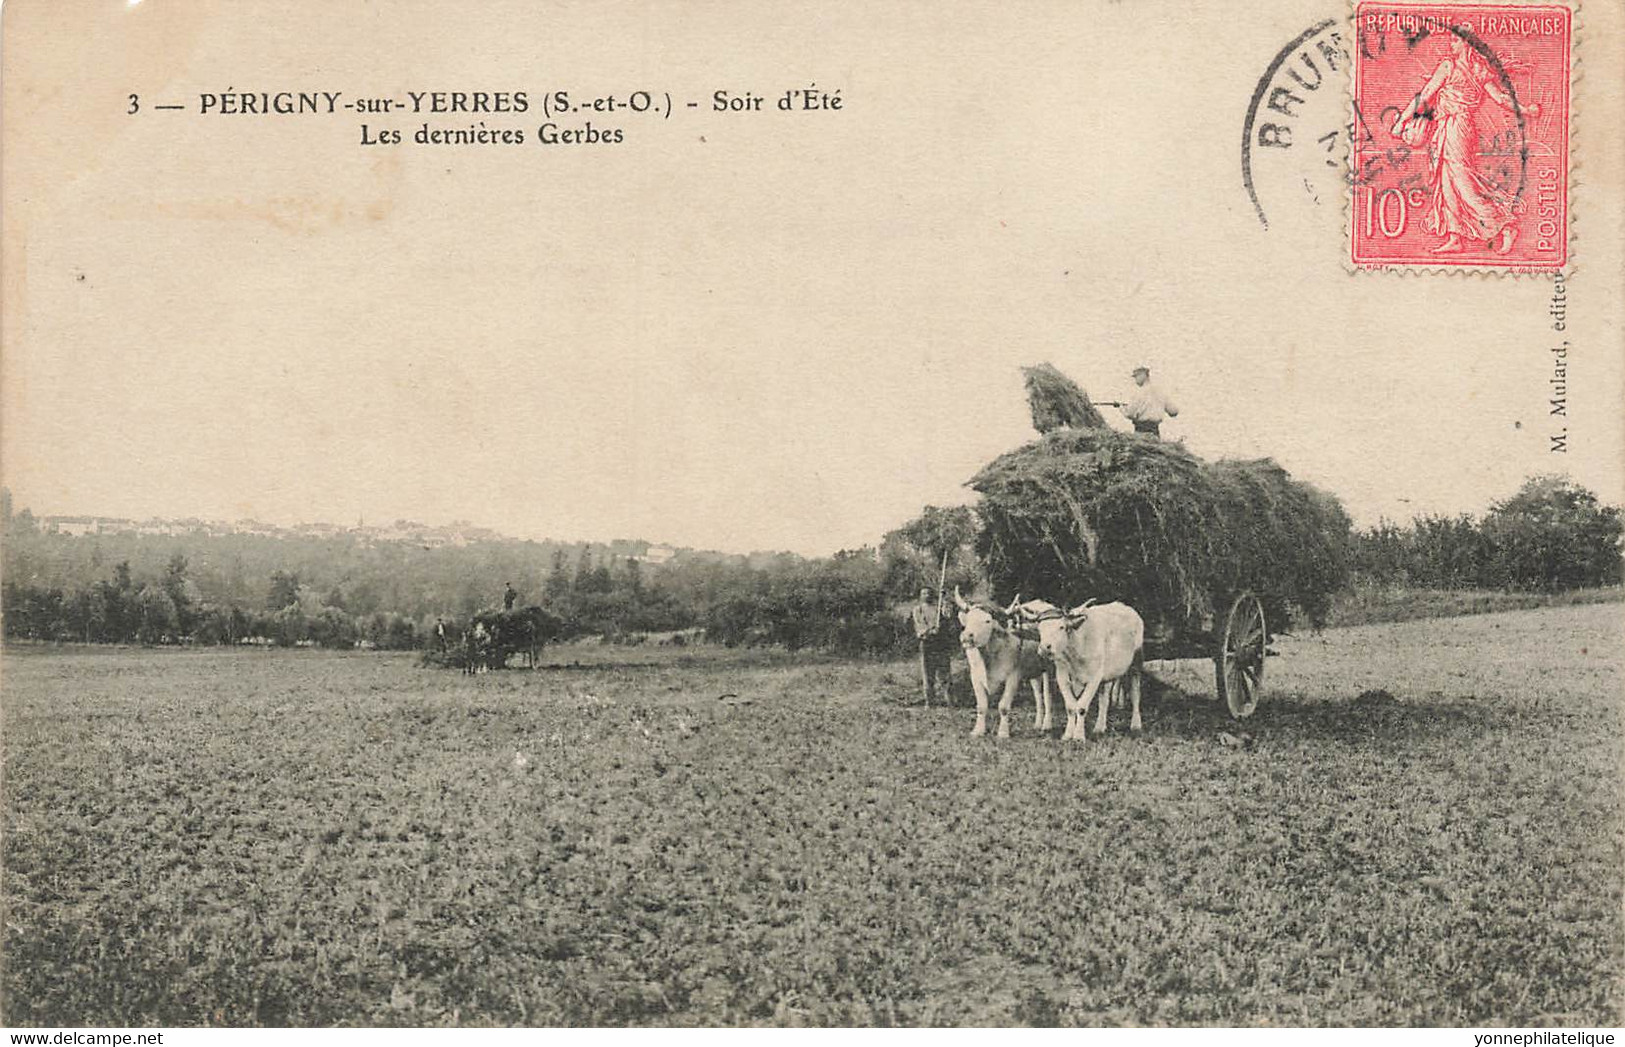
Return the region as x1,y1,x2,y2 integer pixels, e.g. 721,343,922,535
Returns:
5,488,689,566
22,508,681,564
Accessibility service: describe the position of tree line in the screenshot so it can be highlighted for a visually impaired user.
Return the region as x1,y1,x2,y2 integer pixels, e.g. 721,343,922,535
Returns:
0,499,977,655
5,475,1615,653
1348,476,1622,592
0,553,424,650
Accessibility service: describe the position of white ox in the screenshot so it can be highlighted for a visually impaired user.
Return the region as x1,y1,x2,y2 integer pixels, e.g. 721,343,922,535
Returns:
953,588,1056,738
1014,598,1145,742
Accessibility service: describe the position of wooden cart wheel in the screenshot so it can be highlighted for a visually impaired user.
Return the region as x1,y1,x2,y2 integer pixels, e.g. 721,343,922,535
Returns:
1215,591,1266,718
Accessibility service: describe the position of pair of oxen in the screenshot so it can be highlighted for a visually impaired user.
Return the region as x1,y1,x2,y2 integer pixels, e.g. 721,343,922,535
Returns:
950,587,1145,742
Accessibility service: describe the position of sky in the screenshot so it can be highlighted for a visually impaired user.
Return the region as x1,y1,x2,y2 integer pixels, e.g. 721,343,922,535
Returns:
4,0,1620,556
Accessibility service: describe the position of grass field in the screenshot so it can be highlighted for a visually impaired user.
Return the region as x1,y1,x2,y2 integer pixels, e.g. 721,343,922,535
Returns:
3,603,1622,1026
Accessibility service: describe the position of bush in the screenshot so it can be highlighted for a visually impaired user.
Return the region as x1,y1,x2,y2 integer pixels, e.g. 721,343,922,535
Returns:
1352,476,1623,595
1481,476,1624,591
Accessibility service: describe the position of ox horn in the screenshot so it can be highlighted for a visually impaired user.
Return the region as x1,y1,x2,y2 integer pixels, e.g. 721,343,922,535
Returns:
952,585,970,610
1005,593,1022,616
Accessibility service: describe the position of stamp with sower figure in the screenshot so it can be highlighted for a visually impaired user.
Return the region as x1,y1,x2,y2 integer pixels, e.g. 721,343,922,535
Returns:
1351,3,1571,271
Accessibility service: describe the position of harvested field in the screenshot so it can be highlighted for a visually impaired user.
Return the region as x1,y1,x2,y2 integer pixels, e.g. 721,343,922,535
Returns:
3,603,1621,1026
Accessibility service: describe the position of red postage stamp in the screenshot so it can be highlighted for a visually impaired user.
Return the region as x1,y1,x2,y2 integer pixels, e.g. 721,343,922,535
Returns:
1350,3,1571,271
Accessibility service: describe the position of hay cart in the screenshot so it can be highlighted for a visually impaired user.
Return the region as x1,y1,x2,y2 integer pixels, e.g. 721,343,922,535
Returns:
1136,591,1271,719
962,409,1345,728
974,380,1349,723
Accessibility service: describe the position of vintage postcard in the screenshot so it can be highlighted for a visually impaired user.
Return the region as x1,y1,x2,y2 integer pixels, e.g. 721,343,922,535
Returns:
2,0,1622,1031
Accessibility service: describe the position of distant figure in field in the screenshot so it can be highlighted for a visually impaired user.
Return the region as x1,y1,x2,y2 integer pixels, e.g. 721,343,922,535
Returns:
1121,366,1179,438
434,617,448,652
912,586,953,706
464,621,492,675
503,582,518,611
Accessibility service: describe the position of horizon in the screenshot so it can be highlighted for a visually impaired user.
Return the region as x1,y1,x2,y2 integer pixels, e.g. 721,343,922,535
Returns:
4,453,1611,562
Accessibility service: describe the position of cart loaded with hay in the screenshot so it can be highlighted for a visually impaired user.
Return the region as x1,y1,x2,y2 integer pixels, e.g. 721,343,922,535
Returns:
969,364,1352,718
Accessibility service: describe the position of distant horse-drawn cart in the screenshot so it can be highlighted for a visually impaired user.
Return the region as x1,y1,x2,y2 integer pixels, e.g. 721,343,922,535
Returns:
455,606,569,673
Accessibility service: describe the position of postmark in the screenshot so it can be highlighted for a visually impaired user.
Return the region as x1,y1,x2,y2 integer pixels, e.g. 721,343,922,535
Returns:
1242,19,1351,231
1350,3,1571,271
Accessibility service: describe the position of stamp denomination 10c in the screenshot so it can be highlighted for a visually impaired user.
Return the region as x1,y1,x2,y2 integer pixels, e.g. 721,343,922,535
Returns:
1351,3,1571,271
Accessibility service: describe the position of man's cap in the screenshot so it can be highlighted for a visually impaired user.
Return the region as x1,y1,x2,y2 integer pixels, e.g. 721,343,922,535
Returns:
920,587,933,595
1131,365,1150,375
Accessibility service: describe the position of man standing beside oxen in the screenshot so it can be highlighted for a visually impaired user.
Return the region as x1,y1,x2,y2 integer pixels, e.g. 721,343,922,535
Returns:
912,586,954,706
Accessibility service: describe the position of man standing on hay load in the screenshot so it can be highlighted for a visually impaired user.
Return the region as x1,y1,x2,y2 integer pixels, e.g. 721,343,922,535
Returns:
912,587,953,706
1120,365,1179,438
